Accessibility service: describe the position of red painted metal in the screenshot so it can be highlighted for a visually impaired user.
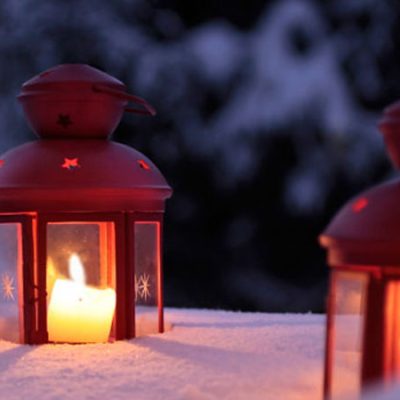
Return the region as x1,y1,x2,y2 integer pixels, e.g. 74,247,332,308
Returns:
0,64,172,344
361,276,386,388
320,100,400,397
125,212,135,339
18,64,155,139
36,215,48,344
158,216,165,334
0,140,171,213
323,273,336,400
320,180,400,266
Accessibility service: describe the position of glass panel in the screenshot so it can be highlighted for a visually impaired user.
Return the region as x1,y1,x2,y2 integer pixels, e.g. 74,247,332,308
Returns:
134,222,160,337
46,222,116,343
331,271,367,399
385,281,400,380
0,223,22,342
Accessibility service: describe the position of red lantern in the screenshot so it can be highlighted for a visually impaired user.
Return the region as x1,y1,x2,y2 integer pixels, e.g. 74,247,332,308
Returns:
0,64,172,344
320,101,400,398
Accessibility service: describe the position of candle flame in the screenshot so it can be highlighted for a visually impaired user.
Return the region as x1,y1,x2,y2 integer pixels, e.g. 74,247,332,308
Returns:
69,253,86,285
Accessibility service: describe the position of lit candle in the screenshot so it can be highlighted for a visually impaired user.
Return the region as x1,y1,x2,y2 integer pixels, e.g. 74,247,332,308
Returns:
47,253,116,343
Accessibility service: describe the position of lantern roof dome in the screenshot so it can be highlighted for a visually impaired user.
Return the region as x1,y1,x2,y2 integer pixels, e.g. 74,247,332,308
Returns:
321,178,400,243
0,64,171,213
0,140,172,212
320,99,400,266
320,179,400,265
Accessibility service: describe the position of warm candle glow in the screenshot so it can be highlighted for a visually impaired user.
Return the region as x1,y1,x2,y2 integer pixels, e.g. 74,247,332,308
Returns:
47,253,116,343
69,253,85,284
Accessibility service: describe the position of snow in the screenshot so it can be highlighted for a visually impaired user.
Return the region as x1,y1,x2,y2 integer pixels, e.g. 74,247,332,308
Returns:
0,309,324,400
187,22,244,86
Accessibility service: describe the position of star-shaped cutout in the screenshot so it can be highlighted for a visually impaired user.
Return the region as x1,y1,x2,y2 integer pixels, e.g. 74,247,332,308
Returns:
61,158,80,170
138,159,151,171
352,197,368,213
57,114,73,128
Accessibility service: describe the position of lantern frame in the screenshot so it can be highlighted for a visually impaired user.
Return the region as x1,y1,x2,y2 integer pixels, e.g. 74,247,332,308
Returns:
0,211,165,344
320,100,400,398
0,64,172,344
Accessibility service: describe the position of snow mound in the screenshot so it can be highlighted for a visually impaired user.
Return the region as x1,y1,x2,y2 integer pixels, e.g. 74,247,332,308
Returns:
0,308,324,400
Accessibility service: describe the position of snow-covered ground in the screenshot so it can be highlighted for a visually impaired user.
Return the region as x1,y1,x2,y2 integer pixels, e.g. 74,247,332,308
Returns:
0,309,324,400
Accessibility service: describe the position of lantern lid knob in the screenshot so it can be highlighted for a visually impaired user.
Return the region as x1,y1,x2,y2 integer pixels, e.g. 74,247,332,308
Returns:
379,100,400,168
18,64,156,139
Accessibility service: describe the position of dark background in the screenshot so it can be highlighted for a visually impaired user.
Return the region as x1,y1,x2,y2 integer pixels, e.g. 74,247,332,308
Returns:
0,0,399,312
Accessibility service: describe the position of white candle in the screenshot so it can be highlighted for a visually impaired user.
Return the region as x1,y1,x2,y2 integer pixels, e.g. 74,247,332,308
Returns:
47,254,116,343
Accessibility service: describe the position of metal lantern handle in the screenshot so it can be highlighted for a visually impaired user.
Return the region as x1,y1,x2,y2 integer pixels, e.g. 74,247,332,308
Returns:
93,84,157,116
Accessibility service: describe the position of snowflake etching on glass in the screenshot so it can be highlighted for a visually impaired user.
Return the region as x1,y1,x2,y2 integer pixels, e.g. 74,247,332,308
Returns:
135,273,151,302
139,274,151,301
2,272,15,301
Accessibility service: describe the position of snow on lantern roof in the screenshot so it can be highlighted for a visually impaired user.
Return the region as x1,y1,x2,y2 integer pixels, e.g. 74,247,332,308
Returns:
320,101,400,266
